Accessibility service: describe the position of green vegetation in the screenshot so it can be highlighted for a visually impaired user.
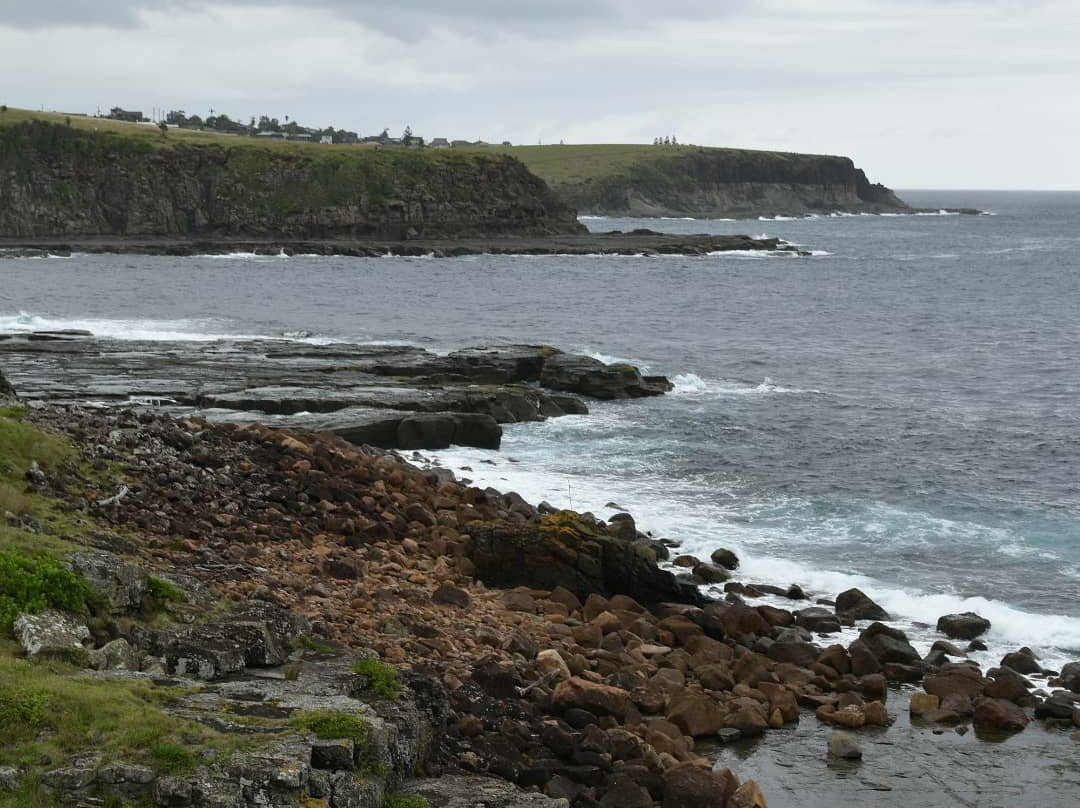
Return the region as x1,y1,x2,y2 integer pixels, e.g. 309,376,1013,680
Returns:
0,549,91,632
383,796,431,808
147,576,186,604
294,635,336,654
352,657,402,701
291,710,370,744
0,654,241,772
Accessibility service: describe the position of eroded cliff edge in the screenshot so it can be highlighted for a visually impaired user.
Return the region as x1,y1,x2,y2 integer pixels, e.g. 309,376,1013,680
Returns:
0,120,585,239
535,147,911,219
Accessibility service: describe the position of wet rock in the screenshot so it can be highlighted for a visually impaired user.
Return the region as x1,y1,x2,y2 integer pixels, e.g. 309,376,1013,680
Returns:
909,692,940,716
1001,647,1042,675
1059,661,1080,693
848,640,881,676
66,550,149,613
936,612,991,640
973,697,1030,733
13,609,91,658
709,548,739,570
729,779,768,808
1034,693,1077,721
827,730,862,760
794,607,841,634
661,762,737,808
667,688,726,737
924,663,990,701
540,353,671,400
859,622,921,665
984,670,1034,705
766,640,819,669
835,588,889,621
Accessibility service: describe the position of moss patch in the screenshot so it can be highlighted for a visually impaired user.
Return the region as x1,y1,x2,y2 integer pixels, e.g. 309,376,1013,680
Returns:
352,658,402,701
291,710,370,744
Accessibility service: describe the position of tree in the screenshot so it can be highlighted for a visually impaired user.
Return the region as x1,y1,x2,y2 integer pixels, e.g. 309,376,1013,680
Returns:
166,110,187,125
403,125,413,147
379,127,390,143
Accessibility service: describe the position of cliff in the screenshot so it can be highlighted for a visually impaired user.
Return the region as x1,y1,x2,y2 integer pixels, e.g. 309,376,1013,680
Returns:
487,144,910,219
0,118,584,239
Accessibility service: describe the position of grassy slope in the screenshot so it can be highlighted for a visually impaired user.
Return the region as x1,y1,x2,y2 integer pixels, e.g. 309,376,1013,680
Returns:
0,409,251,806
476,143,849,188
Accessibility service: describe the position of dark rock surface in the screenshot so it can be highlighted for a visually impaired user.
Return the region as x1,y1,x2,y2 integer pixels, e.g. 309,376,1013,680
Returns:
0,338,672,450
936,612,991,640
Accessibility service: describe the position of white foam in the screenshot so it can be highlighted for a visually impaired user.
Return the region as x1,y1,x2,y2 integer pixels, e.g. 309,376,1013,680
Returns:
670,373,820,397
422,433,1080,670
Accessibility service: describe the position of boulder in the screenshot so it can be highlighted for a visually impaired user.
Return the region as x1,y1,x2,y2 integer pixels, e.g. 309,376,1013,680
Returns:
859,622,920,665
909,692,940,716
13,610,91,658
467,514,703,607
709,548,739,570
553,677,634,721
661,762,737,808
794,607,841,634
827,730,862,760
848,640,881,676
1034,693,1077,721
1059,661,1080,693
924,664,989,701
835,588,889,621
66,551,150,613
1000,648,1041,675
973,697,1030,733
728,781,767,808
766,641,819,669
432,583,471,608
666,689,726,737
540,353,671,400
936,612,991,640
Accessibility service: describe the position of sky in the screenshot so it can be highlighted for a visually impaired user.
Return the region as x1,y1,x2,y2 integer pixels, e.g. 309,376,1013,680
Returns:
1,0,1076,189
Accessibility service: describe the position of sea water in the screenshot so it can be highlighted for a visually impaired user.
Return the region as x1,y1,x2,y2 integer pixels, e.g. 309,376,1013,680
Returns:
2,189,1078,671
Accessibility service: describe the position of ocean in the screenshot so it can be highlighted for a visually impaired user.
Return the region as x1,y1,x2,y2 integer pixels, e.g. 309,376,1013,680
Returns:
2,189,1078,674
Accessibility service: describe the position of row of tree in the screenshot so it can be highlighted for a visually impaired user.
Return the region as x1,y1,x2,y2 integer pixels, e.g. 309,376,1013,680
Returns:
653,136,679,145
162,109,431,146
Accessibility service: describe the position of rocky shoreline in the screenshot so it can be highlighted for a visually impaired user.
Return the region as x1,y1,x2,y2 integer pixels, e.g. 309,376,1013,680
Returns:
1,359,1078,808
0,231,807,259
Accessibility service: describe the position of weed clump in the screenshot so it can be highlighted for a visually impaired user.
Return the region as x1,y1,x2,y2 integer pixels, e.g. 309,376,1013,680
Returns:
352,658,402,701
150,742,197,774
147,576,186,604
383,796,431,808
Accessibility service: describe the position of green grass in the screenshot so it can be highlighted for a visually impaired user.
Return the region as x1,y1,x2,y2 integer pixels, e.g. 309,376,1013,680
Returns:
0,549,91,632
291,710,370,744
294,635,337,654
0,654,241,772
383,796,431,808
352,658,402,701
147,576,186,604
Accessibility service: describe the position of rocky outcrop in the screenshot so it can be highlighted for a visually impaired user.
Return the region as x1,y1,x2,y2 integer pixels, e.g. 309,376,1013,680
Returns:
0,120,583,240
549,147,911,218
0,365,15,401
467,513,704,607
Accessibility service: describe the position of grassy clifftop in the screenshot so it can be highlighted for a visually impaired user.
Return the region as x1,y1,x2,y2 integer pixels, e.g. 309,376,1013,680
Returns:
477,143,909,218
0,109,582,240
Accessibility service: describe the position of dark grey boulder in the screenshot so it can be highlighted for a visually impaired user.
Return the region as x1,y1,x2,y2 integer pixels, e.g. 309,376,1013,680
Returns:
709,547,739,570
835,588,889,621
1058,661,1080,693
859,622,921,665
936,612,991,640
795,607,842,634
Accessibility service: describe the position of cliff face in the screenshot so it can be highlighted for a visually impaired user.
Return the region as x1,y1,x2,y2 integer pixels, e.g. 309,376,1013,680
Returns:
0,121,584,239
554,148,909,218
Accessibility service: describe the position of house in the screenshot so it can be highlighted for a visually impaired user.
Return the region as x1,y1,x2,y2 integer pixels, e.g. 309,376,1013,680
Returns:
108,107,146,123
429,138,450,149
256,131,285,139
451,140,473,148
320,135,333,145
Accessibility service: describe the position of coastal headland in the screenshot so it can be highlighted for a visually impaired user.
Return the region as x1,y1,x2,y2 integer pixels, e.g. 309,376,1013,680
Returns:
1,349,1077,808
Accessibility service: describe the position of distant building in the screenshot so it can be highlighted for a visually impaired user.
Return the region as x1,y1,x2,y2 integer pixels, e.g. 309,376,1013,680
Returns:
256,131,285,139
288,133,312,141
108,107,146,123
451,140,473,148
429,138,450,149
501,141,512,146
319,135,333,145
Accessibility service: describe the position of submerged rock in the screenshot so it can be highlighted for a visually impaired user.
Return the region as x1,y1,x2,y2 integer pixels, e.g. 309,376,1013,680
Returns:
827,730,862,760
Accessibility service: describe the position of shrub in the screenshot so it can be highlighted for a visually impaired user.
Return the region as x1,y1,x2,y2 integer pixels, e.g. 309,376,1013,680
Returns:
0,688,53,731
0,549,90,632
292,710,369,744
352,658,402,701
150,742,197,774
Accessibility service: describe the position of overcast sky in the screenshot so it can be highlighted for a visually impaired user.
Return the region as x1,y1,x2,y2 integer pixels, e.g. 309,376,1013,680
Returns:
2,0,1076,189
